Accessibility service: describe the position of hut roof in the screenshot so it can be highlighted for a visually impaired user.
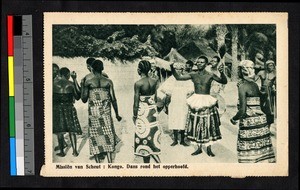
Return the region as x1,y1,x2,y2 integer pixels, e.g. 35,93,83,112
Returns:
163,48,187,64
178,38,218,61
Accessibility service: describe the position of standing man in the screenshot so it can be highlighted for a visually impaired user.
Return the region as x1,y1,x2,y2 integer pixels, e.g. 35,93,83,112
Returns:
171,55,227,157
206,56,227,114
257,60,276,128
206,56,226,96
159,60,194,147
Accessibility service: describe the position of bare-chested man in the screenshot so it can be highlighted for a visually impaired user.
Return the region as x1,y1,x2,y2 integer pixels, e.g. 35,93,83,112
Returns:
171,55,227,157
53,67,82,157
257,60,276,127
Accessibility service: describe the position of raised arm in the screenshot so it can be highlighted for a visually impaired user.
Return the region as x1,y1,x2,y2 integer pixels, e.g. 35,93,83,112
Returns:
170,64,191,81
231,85,247,123
133,82,140,124
212,64,227,84
80,78,89,103
154,79,160,103
109,80,122,121
102,71,109,78
71,71,81,100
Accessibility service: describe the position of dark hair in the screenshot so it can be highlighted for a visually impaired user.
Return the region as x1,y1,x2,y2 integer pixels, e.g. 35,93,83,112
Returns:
59,67,70,78
198,55,208,63
91,59,104,73
237,66,244,79
138,60,152,75
213,56,220,63
53,63,59,69
186,60,194,67
86,57,95,66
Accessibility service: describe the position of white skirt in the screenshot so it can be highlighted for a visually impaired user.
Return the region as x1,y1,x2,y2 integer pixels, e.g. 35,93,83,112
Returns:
186,94,218,111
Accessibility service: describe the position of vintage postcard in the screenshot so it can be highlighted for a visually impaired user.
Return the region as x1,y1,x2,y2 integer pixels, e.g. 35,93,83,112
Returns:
41,12,288,177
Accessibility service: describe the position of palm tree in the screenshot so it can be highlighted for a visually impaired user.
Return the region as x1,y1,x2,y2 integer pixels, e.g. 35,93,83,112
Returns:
230,25,239,81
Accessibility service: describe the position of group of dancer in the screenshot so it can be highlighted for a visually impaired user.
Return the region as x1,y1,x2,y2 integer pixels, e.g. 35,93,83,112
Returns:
53,58,122,163
52,53,276,164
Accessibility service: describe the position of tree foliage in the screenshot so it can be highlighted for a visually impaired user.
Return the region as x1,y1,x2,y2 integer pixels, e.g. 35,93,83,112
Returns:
53,24,276,65
53,24,209,61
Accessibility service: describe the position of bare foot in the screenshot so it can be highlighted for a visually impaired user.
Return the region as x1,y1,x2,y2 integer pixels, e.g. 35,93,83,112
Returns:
170,141,178,146
191,148,202,156
180,141,189,147
54,142,68,151
72,151,79,157
56,152,66,157
207,147,215,157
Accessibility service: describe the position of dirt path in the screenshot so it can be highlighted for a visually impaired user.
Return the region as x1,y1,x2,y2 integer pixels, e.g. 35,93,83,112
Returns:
52,82,277,164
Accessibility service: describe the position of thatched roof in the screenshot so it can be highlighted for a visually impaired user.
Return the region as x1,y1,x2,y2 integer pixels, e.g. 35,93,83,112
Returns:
163,48,187,64
142,56,172,71
178,38,218,61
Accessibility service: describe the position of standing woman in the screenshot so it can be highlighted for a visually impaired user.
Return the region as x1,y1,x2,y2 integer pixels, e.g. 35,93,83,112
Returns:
133,60,161,163
53,67,82,157
81,60,122,163
230,60,276,163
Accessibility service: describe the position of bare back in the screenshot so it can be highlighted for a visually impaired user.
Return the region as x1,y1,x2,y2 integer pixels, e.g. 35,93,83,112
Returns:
135,77,158,96
241,81,261,97
233,80,261,120
53,78,74,94
85,75,111,89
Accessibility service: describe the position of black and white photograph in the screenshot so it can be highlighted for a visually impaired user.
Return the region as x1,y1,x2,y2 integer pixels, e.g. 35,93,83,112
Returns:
42,12,288,177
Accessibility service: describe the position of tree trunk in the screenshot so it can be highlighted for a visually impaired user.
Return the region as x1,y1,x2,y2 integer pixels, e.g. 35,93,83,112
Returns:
215,25,228,77
240,46,246,61
216,25,228,53
231,26,239,82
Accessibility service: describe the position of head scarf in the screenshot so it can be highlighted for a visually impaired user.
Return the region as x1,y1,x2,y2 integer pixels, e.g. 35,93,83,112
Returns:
239,60,255,79
266,60,275,66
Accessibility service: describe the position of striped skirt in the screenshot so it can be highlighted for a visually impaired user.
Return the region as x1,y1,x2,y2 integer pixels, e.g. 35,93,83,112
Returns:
238,115,276,163
185,94,221,145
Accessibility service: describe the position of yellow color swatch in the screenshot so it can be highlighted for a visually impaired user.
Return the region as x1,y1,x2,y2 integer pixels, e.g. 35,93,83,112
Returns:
8,56,14,96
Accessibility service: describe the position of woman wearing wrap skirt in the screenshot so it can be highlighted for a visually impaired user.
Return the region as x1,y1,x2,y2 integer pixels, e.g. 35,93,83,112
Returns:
53,67,82,157
81,60,122,163
133,60,161,163
231,60,276,163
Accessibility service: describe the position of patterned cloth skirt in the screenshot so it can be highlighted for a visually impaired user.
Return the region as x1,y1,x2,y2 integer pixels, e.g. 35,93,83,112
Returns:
53,102,82,134
134,95,161,157
237,114,276,163
185,94,221,144
88,88,120,155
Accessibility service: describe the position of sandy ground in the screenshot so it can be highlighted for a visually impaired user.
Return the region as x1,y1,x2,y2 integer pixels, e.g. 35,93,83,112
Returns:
52,57,277,164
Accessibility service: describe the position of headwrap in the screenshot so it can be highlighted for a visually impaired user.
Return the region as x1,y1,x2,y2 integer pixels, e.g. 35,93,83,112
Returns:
266,60,275,66
239,60,255,79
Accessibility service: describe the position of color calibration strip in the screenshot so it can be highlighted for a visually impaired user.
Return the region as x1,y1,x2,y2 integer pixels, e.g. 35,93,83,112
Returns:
8,15,16,176
7,15,35,176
